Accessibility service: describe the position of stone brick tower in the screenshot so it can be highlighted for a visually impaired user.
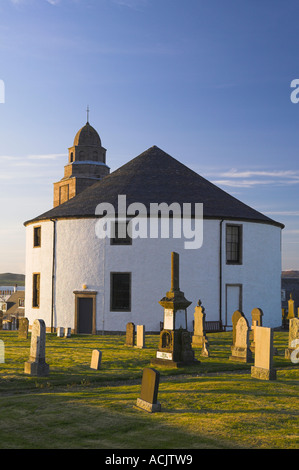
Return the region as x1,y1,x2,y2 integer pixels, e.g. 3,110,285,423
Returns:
53,120,110,207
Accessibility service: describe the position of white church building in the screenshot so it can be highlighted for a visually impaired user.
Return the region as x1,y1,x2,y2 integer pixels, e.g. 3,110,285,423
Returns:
24,121,284,333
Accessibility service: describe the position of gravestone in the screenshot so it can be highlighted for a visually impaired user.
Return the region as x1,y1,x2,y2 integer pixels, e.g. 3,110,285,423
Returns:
192,300,209,348
64,327,72,338
281,308,287,329
136,368,161,413
250,308,263,352
251,307,263,327
90,349,102,370
251,326,276,380
57,327,64,337
136,325,145,349
125,322,135,347
18,317,29,339
250,320,258,353
229,316,253,363
285,318,299,359
287,294,295,320
232,310,245,346
200,337,210,357
24,319,49,376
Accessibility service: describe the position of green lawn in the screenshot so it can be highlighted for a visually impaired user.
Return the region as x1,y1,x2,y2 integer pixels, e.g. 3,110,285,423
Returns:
0,330,298,449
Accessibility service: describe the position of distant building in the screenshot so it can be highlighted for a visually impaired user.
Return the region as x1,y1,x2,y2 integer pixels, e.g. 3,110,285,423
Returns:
0,294,9,312
282,271,299,313
24,121,284,333
5,290,25,320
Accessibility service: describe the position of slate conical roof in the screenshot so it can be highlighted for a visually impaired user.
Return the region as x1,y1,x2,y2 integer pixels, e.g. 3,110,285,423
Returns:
24,146,283,228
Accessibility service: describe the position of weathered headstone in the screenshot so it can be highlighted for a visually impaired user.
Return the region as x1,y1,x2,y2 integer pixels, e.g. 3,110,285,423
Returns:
18,317,29,339
57,327,64,337
125,322,135,347
230,316,253,363
24,319,49,376
64,327,72,338
200,337,210,357
136,325,145,349
251,326,276,380
192,300,209,348
136,368,161,413
250,308,263,352
285,318,299,359
90,349,102,370
287,294,295,319
250,320,258,352
281,308,287,329
251,307,263,327
232,310,245,346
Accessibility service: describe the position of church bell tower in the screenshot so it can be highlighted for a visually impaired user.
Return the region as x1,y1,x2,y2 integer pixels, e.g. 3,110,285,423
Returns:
53,113,110,207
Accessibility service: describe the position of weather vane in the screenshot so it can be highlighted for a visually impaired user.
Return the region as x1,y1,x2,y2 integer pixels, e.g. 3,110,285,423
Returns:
86,105,90,123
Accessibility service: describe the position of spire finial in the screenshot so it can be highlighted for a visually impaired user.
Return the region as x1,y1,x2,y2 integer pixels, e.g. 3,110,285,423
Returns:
86,105,90,123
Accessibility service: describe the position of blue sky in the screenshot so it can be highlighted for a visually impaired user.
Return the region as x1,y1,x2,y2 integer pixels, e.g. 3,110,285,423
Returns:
0,0,299,273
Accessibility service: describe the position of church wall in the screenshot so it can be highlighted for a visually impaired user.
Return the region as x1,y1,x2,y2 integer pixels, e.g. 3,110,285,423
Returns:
54,218,105,331
221,221,282,328
24,216,282,332
102,218,220,332
25,221,55,329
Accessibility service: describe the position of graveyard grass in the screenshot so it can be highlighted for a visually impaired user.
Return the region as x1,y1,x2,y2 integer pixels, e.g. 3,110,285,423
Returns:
0,330,298,449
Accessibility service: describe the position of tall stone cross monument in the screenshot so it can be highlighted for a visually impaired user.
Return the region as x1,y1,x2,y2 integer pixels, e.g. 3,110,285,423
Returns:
151,252,198,368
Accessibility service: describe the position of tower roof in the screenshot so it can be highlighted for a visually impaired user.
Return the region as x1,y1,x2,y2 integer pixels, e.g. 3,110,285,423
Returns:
24,145,284,228
73,122,102,147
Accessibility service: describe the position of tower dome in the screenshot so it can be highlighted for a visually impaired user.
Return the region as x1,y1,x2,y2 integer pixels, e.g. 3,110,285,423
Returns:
73,122,102,147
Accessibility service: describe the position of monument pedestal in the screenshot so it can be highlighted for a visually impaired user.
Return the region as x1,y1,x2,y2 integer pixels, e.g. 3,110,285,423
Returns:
251,365,276,381
136,398,161,413
229,346,253,363
192,334,206,347
24,359,49,377
151,328,199,368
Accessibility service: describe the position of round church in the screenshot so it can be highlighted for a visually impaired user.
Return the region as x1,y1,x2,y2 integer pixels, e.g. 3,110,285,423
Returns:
24,121,284,333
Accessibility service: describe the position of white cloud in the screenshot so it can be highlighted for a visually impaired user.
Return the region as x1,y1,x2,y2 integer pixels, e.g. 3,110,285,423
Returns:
211,178,279,188
9,0,61,4
220,169,299,179
201,168,299,189
111,0,147,8
28,153,67,160
264,211,299,217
